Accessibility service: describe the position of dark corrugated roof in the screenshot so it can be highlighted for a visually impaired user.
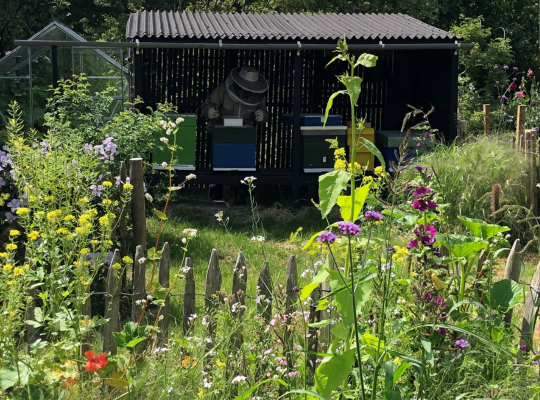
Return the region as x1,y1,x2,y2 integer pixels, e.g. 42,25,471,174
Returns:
126,11,459,41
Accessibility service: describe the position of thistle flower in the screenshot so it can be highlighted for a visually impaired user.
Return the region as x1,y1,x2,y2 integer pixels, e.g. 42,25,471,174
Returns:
491,183,501,214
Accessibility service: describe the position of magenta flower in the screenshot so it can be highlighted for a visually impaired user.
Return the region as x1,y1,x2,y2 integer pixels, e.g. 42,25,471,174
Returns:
414,165,427,173
337,221,361,236
424,292,433,301
317,231,337,244
413,186,433,197
455,339,469,348
438,327,447,336
434,296,442,305
412,199,429,211
520,343,526,351
363,210,383,223
407,239,418,250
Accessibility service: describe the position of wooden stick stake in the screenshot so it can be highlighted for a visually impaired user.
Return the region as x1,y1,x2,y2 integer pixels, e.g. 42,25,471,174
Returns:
157,242,170,344
521,260,540,350
503,239,522,327
132,245,146,324
516,105,526,144
130,158,146,257
483,104,491,134
204,249,222,337
257,261,273,323
103,250,122,355
183,257,195,335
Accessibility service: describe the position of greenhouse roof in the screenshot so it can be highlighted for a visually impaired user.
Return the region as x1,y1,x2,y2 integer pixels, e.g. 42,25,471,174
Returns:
0,21,126,76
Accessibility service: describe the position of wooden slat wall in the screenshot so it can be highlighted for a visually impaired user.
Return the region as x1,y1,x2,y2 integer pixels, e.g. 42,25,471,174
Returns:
139,48,392,171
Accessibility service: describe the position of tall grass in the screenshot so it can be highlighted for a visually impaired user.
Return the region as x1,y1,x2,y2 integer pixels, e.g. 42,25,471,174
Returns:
408,135,531,235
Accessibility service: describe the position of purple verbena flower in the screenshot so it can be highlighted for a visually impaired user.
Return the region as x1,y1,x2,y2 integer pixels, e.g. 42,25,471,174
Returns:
455,339,469,348
337,221,362,236
317,231,337,244
363,210,383,223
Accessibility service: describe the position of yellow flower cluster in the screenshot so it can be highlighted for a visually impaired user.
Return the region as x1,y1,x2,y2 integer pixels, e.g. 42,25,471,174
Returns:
123,183,133,191
9,230,20,237
13,267,23,277
3,264,13,271
111,263,122,270
392,245,409,263
6,244,17,251
64,215,75,222
56,227,69,235
102,181,113,187
16,208,30,216
334,159,347,170
28,231,40,240
122,256,133,264
99,215,110,227
47,210,62,223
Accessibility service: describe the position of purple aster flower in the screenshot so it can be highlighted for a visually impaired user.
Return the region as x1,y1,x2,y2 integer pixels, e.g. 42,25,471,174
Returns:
520,343,526,351
438,327,446,336
317,231,337,244
413,186,433,197
503,65,508,70
455,339,469,348
363,210,383,223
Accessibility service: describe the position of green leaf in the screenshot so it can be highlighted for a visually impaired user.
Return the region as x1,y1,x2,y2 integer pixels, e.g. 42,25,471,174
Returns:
421,338,434,366
153,208,168,220
435,234,488,259
324,90,346,127
336,280,372,327
147,248,162,261
34,307,44,323
233,378,287,400
458,216,510,240
318,169,351,218
393,362,411,383
355,53,378,68
325,137,339,148
362,331,384,350
360,137,386,171
314,349,356,398
301,264,330,301
341,76,363,106
484,279,524,313
315,298,328,312
384,361,394,400
309,319,332,328
331,322,349,340
336,184,371,222
279,389,326,400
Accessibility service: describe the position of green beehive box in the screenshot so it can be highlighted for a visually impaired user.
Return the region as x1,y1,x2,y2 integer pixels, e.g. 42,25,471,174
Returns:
153,114,197,170
301,126,347,171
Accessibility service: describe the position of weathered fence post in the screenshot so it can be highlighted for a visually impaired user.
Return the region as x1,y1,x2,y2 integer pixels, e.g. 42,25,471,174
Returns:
119,161,128,257
132,245,146,323
157,242,170,344
483,104,491,134
318,281,331,352
525,129,538,216
503,239,522,327
103,250,122,355
457,119,467,140
257,261,273,323
204,249,222,338
516,105,526,144
130,158,146,257
308,285,321,376
521,261,540,351
284,256,298,368
183,257,195,335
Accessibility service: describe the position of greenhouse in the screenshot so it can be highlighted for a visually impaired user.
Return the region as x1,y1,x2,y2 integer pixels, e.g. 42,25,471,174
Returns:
0,21,130,129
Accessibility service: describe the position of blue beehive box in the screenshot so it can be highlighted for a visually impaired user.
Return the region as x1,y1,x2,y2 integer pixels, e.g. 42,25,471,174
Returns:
212,126,257,171
282,113,341,126
375,130,432,170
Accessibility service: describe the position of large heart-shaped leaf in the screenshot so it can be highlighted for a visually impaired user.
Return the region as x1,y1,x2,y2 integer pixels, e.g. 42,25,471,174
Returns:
319,169,351,218
485,279,524,313
458,216,510,241
314,349,356,398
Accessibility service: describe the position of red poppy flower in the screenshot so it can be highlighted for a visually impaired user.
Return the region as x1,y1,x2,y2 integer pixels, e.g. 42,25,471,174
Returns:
61,377,78,388
84,350,108,372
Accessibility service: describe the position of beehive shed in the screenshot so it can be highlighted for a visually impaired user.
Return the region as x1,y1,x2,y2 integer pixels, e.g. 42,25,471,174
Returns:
126,11,468,190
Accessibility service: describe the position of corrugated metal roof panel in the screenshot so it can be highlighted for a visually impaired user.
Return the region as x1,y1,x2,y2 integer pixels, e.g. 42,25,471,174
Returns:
126,11,460,41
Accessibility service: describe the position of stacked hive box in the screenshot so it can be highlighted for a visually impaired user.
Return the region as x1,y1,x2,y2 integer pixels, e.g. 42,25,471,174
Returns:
212,126,257,171
152,113,197,170
347,122,375,171
375,130,432,171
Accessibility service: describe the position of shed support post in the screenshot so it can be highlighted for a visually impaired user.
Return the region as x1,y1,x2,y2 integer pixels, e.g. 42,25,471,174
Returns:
292,51,303,200
51,45,59,89
133,45,143,108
